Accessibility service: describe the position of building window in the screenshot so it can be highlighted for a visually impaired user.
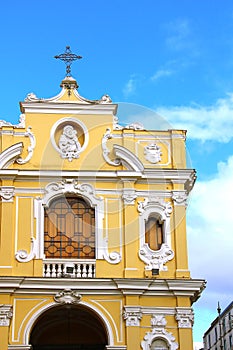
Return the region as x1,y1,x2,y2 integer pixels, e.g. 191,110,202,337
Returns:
215,327,218,343
229,334,232,347
151,338,169,350
145,215,163,251
44,196,95,259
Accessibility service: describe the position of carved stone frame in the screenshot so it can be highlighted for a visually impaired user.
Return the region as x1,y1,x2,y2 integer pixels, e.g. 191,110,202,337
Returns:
137,198,174,271
31,180,121,264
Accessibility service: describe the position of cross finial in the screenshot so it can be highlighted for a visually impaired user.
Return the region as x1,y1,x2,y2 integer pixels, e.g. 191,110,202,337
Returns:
54,46,82,77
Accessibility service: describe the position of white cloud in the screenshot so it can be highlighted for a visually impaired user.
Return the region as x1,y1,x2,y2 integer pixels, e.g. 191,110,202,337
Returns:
154,94,233,143
165,18,192,51
151,69,173,81
187,155,233,336
123,77,137,97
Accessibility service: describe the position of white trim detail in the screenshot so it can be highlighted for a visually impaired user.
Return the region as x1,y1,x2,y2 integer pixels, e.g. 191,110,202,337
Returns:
16,127,36,165
137,198,174,271
122,188,137,205
34,180,121,264
0,143,23,169
175,307,194,328
0,186,15,202
144,142,162,164
0,304,13,326
101,128,144,171
123,306,142,326
141,315,178,350
113,144,144,171
54,289,82,304
15,238,36,263
172,190,188,207
102,129,121,166
23,301,114,346
50,117,89,161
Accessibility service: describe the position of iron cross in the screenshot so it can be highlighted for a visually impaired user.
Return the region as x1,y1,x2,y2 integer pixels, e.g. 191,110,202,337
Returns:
54,46,82,76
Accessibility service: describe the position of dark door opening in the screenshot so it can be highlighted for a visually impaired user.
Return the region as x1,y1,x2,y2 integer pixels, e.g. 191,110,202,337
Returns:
30,305,108,350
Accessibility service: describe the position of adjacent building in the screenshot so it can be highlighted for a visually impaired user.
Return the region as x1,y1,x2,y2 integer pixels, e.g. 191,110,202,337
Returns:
203,302,233,350
0,53,205,350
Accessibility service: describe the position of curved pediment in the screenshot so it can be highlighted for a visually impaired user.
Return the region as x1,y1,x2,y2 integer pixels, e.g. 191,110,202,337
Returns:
0,142,23,169
113,144,144,172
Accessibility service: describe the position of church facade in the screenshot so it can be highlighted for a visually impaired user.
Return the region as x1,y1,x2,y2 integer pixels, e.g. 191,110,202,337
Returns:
0,60,205,350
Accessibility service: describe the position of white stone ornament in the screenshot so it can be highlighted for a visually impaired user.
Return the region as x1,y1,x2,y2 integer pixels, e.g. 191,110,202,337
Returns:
144,143,162,164
123,310,142,326
0,186,15,202
0,305,13,326
175,307,194,328
141,314,178,350
59,125,81,161
50,118,89,162
172,190,188,207
137,197,174,271
54,289,82,304
16,127,36,165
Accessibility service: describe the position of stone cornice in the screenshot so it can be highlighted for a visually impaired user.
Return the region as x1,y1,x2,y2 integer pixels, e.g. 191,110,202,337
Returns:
0,277,205,302
20,102,118,115
0,168,195,182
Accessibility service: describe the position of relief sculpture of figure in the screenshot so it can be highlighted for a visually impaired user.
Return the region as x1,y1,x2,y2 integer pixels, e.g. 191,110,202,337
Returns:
59,125,81,161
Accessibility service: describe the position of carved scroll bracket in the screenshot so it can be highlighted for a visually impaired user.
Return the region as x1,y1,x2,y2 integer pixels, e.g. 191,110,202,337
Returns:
16,127,36,164
102,128,121,166
15,237,36,263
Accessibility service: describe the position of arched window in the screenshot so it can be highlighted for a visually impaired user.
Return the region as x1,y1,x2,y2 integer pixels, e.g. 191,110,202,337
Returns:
145,215,163,251
44,196,95,259
151,338,169,350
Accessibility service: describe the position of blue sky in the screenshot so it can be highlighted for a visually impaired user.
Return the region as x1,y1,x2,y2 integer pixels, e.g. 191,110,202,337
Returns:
1,0,233,344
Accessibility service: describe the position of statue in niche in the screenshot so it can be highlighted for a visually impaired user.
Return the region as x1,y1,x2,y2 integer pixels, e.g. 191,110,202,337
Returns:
59,125,81,161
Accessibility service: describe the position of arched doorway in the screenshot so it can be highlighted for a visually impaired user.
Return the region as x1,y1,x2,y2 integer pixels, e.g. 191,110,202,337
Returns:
30,304,108,350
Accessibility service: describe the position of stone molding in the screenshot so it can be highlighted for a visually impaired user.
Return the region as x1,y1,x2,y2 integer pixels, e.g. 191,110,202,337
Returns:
137,197,174,271
122,188,137,205
123,307,142,326
175,307,194,328
34,180,121,264
0,305,13,326
144,142,162,164
16,127,36,165
0,186,15,202
141,314,178,350
172,190,188,207
54,289,82,304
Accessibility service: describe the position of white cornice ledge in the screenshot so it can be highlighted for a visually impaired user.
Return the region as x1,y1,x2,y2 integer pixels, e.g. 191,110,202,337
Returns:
0,277,206,301
20,102,118,115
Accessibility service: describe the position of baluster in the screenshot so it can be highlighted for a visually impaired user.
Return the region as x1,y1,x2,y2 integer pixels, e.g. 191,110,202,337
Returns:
57,263,62,277
51,263,56,277
87,263,92,278
43,264,47,277
82,263,87,277
76,263,81,277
